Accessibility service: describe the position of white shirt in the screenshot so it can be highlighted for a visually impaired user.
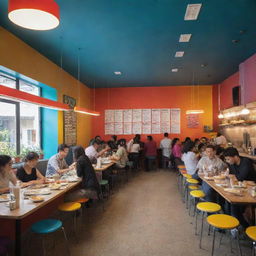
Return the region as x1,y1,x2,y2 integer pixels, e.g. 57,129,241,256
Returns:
130,143,140,153
215,135,227,146
181,152,198,175
197,156,226,173
160,138,172,158
85,145,98,162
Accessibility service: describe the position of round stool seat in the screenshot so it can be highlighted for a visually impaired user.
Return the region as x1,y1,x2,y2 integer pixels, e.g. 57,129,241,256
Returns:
207,214,239,229
183,174,192,179
73,198,89,204
180,170,187,174
100,179,109,186
31,219,62,234
187,178,199,184
246,226,256,241
190,190,205,198
197,202,221,213
178,165,185,169
188,185,199,190
58,202,81,212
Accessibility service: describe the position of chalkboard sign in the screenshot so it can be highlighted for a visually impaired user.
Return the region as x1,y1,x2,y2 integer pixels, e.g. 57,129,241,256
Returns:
63,95,77,146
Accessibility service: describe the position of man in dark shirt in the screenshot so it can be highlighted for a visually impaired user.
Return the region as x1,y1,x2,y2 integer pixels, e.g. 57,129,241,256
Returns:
223,147,256,229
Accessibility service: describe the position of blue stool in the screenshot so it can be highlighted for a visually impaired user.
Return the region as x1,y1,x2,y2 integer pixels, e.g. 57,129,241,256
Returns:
31,219,70,255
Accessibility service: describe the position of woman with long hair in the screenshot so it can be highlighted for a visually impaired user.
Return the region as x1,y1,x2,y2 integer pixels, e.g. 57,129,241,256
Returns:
181,141,198,175
0,155,17,194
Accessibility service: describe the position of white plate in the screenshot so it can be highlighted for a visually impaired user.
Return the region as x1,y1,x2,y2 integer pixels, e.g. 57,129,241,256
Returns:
102,160,111,164
0,195,9,202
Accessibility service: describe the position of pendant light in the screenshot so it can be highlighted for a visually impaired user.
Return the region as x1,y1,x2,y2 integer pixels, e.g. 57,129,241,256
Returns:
0,85,70,111
73,49,100,116
186,71,204,114
8,0,60,30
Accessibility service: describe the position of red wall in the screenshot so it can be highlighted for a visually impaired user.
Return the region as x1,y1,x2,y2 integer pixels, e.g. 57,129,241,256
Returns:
91,86,214,145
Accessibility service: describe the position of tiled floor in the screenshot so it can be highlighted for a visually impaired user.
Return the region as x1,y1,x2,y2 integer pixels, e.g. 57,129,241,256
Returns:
22,170,252,256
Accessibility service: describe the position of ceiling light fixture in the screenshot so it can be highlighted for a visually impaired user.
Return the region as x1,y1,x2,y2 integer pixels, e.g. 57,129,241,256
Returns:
8,0,60,30
186,109,204,114
179,34,192,42
184,4,202,21
0,85,70,111
73,48,100,116
114,71,122,75
171,68,178,72
175,51,184,57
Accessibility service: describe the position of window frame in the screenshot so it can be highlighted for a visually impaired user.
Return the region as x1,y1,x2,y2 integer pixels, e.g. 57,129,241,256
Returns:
0,73,42,155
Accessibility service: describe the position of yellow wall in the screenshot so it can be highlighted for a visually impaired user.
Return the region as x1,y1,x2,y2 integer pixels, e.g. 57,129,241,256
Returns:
0,27,91,147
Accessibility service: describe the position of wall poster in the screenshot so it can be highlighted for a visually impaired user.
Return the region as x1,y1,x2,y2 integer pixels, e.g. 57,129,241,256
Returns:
187,114,199,128
63,95,77,146
170,108,181,134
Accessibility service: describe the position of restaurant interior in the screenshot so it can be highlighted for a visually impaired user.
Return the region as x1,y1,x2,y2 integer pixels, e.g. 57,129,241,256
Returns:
1,0,256,255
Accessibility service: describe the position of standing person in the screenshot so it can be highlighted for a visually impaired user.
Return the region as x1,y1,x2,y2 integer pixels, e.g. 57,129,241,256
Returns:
215,132,227,147
85,140,110,164
171,138,183,166
224,147,256,228
144,136,157,171
160,133,172,169
128,136,141,169
65,146,100,201
0,155,17,194
181,141,198,175
16,152,45,185
46,144,73,177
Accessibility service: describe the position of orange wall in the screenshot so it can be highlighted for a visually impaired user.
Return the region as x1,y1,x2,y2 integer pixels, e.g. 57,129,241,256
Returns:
92,86,214,145
0,27,92,147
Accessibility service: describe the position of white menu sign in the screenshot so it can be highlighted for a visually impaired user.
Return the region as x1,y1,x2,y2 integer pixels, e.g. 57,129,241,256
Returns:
123,109,132,122
105,123,114,135
105,110,114,123
132,109,142,122
114,123,123,135
171,108,181,134
115,110,123,123
123,122,132,134
132,122,142,134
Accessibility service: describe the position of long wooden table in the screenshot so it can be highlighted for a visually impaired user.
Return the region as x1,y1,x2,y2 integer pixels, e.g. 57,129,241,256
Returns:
0,181,81,256
93,161,115,172
199,174,256,205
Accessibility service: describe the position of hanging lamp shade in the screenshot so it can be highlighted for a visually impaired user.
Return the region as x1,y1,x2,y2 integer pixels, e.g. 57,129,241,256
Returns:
218,113,224,119
74,106,100,116
8,0,60,30
0,85,70,111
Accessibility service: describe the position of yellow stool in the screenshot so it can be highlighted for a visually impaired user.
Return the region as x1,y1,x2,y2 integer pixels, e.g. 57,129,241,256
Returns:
207,214,241,256
196,202,221,248
246,226,256,256
184,178,199,207
188,185,199,190
58,202,81,240
188,190,205,216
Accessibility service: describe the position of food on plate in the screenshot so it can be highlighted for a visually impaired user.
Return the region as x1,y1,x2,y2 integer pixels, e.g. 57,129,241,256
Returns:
224,188,243,195
213,175,226,180
48,183,61,190
0,194,9,202
30,196,44,202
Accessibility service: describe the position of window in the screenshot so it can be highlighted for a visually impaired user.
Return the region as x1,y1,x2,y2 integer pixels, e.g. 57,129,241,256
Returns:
0,74,41,155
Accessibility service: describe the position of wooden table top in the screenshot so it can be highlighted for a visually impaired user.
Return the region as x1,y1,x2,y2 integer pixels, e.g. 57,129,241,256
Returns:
199,174,256,204
93,161,115,172
0,181,81,220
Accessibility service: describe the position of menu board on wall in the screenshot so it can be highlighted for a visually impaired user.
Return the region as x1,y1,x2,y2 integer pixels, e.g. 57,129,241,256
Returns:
104,108,180,135
171,108,181,134
63,95,77,146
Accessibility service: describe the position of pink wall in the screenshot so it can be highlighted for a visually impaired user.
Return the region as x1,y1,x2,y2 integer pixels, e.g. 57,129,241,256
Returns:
239,53,256,104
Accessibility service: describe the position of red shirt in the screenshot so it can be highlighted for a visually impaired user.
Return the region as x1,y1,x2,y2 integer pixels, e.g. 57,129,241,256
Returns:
144,141,157,156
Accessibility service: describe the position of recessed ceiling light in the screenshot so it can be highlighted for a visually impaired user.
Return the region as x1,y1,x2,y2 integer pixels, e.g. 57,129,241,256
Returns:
172,68,178,72
179,34,192,42
114,71,121,75
184,4,202,21
175,51,184,57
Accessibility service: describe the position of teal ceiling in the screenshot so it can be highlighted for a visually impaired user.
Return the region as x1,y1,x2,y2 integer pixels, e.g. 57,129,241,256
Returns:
0,0,256,88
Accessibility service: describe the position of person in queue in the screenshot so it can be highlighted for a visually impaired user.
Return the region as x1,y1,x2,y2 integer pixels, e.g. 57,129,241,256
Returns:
181,141,198,175
160,133,172,169
171,138,183,167
16,152,45,185
223,147,256,229
0,155,17,194
127,136,140,169
65,146,100,201
215,132,227,147
110,139,128,168
46,144,74,177
144,136,157,171
85,139,110,164
196,145,226,202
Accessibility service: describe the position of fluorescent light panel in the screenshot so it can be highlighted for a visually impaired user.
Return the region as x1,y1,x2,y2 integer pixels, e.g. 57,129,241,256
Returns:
179,34,192,42
114,71,121,75
175,51,184,57
172,68,178,72
184,4,202,21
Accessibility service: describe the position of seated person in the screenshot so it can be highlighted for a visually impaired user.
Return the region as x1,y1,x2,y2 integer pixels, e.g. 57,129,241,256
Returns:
181,141,198,175
110,139,128,169
16,152,45,186
85,139,110,163
65,146,100,201
0,155,17,194
196,145,227,202
107,135,118,151
224,147,256,228
46,144,73,177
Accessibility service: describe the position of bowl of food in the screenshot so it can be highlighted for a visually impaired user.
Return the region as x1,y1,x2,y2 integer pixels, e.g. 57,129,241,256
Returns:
30,196,44,203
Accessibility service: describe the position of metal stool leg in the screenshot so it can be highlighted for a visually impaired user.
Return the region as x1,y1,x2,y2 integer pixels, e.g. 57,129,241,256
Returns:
61,227,70,256
236,232,242,256
211,228,216,256
199,212,204,249
195,209,198,235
